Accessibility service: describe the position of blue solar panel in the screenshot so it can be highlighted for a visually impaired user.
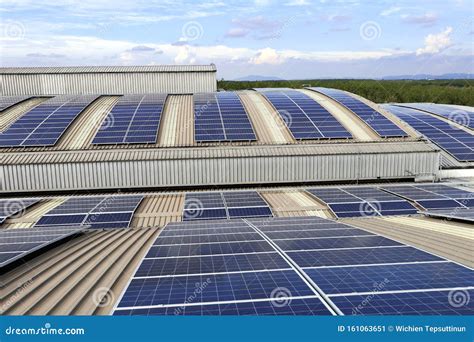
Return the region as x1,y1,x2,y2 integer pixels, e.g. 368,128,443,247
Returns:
159,226,255,237
183,191,272,221
306,262,474,294
153,232,264,245
393,103,474,129
116,270,315,308
382,184,472,209
35,195,143,229
92,94,166,145
0,95,99,147
330,290,474,315
423,208,474,222
0,198,40,219
114,297,332,316
258,89,352,139
274,235,401,251
0,226,85,267
0,96,32,111
384,105,473,162
194,92,256,142
287,246,442,267
264,228,373,240
146,241,276,258
135,252,290,277
309,88,408,138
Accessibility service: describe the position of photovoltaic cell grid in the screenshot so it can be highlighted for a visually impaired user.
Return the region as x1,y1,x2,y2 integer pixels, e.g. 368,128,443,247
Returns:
393,103,474,129
0,226,86,268
0,96,32,111
248,216,474,315
114,219,331,315
92,94,167,144
307,187,417,218
257,89,352,139
383,105,474,162
309,87,408,138
0,198,40,221
194,92,256,142
115,216,473,315
422,207,474,223
0,95,100,147
182,191,272,221
35,195,144,229
381,184,474,210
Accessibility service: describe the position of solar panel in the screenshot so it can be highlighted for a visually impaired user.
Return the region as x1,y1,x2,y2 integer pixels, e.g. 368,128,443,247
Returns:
393,103,474,129
0,95,100,147
0,226,85,268
92,94,167,144
422,208,474,222
307,187,417,217
383,105,474,162
382,184,472,210
194,92,256,142
309,87,408,138
115,216,474,316
183,191,273,221
0,96,32,111
0,198,40,221
35,195,143,229
258,89,352,139
114,297,332,316
330,290,474,315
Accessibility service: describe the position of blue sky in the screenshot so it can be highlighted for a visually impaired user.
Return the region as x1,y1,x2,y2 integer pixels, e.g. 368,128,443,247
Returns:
0,0,473,79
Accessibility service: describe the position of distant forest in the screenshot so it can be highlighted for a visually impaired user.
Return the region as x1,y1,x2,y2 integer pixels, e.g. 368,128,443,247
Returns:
218,79,474,106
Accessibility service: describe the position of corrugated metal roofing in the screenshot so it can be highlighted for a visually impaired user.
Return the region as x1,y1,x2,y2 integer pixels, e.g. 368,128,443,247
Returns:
0,65,217,74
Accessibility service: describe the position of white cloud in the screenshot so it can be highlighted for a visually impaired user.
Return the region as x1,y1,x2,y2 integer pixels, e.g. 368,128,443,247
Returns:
285,0,310,6
416,27,453,55
401,12,438,26
380,6,401,16
250,48,286,64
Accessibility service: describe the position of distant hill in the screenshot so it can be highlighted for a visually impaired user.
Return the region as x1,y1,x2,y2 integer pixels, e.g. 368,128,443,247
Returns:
381,73,473,80
233,75,286,81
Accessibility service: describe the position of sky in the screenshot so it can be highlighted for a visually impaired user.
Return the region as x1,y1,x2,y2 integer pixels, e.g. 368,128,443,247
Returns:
0,0,473,79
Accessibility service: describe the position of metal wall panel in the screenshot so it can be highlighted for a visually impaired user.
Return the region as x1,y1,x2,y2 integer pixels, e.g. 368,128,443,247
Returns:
0,150,439,193
0,71,217,95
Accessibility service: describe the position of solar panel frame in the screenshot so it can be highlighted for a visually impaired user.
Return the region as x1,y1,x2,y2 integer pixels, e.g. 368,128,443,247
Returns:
0,96,33,111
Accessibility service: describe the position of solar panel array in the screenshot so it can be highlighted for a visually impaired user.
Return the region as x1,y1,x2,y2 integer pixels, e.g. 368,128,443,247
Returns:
114,216,473,315
194,92,256,142
183,191,272,221
384,105,474,162
0,226,85,268
257,89,352,139
92,94,167,145
307,187,418,218
0,95,100,147
309,87,408,138
0,198,40,223
0,96,32,111
422,207,474,223
381,184,473,210
35,195,144,229
393,103,474,129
